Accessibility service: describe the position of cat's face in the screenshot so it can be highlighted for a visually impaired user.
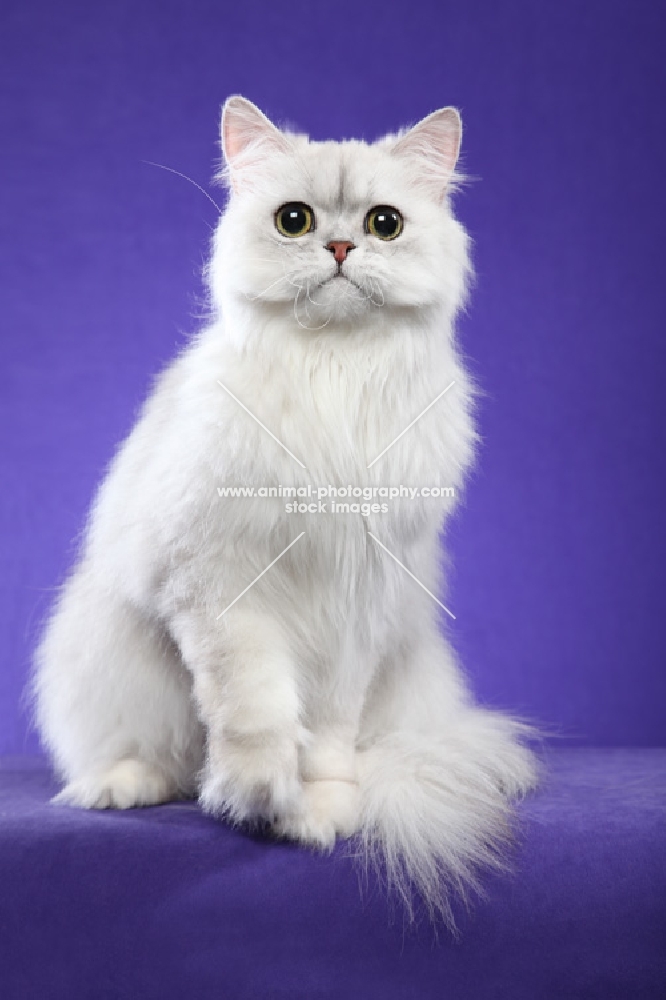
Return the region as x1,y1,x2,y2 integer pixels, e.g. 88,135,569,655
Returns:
210,98,469,331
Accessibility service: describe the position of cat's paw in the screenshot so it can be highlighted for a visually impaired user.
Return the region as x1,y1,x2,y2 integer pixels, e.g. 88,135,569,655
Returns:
52,759,176,810
200,730,304,825
274,779,361,849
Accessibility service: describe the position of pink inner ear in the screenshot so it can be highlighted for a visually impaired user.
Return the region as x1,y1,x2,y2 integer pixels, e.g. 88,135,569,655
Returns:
393,108,462,185
223,119,246,162
222,98,288,169
223,106,263,163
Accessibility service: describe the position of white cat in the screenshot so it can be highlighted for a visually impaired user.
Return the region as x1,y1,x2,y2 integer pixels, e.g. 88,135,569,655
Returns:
33,96,537,922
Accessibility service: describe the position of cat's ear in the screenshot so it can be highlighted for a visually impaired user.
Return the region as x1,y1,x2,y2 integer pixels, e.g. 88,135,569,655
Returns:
221,96,291,191
391,108,462,200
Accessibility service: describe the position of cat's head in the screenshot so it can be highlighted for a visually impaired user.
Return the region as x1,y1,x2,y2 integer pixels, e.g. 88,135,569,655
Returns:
208,97,470,333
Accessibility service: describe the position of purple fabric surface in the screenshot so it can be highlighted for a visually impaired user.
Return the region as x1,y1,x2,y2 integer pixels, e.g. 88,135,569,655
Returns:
2,0,666,755
1,749,664,999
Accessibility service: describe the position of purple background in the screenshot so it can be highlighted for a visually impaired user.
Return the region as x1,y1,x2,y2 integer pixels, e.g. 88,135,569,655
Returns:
1,0,665,755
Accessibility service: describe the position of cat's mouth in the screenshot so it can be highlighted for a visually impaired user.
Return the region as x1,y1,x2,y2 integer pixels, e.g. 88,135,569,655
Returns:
317,272,364,295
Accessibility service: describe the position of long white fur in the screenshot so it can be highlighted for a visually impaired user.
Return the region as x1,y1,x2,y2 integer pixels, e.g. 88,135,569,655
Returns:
33,96,537,924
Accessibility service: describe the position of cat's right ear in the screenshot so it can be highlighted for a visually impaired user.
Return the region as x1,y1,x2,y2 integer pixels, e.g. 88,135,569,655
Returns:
221,96,291,192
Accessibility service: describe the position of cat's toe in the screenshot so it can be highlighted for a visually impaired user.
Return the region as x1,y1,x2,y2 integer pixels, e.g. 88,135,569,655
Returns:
199,738,304,825
52,759,175,810
273,809,337,850
274,778,360,848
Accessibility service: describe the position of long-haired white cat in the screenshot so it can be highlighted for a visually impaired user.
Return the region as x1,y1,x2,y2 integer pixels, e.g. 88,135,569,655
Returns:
33,96,536,923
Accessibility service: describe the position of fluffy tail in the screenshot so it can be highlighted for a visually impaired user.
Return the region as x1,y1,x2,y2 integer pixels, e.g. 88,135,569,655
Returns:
356,710,538,926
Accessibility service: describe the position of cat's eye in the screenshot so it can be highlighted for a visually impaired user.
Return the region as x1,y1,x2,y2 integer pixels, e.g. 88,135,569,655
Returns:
275,202,315,238
365,206,404,241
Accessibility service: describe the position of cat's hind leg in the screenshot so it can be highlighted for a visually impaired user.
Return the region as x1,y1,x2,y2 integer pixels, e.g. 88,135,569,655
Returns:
34,566,203,809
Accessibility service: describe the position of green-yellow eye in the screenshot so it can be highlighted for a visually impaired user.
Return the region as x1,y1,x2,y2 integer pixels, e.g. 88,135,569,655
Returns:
275,202,314,238
365,205,404,241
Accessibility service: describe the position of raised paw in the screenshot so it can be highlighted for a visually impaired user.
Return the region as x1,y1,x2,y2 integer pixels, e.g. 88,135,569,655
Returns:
53,759,176,810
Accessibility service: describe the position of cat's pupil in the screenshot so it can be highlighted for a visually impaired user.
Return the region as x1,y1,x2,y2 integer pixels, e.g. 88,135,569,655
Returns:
283,209,305,232
279,204,309,234
374,211,399,237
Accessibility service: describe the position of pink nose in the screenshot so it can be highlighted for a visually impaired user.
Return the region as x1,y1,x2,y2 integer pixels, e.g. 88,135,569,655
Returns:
326,240,355,264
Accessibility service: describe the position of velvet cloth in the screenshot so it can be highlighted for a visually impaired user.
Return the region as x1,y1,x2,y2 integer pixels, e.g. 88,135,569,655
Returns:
1,749,664,999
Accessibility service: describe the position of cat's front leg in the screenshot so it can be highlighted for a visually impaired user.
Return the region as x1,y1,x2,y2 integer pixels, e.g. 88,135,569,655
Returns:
277,724,362,848
273,661,378,848
170,605,306,826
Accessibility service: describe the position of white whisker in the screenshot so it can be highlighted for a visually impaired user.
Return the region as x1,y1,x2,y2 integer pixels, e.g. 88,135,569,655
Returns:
142,160,222,213
292,282,332,331
367,276,385,307
245,271,297,302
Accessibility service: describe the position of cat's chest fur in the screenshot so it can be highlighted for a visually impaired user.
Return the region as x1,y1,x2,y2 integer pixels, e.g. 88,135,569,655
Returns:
185,327,473,582
124,322,474,618
211,328,468,493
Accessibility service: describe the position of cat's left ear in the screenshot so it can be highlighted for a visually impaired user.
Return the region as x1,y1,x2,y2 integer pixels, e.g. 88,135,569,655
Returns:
391,108,462,200
221,96,291,192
